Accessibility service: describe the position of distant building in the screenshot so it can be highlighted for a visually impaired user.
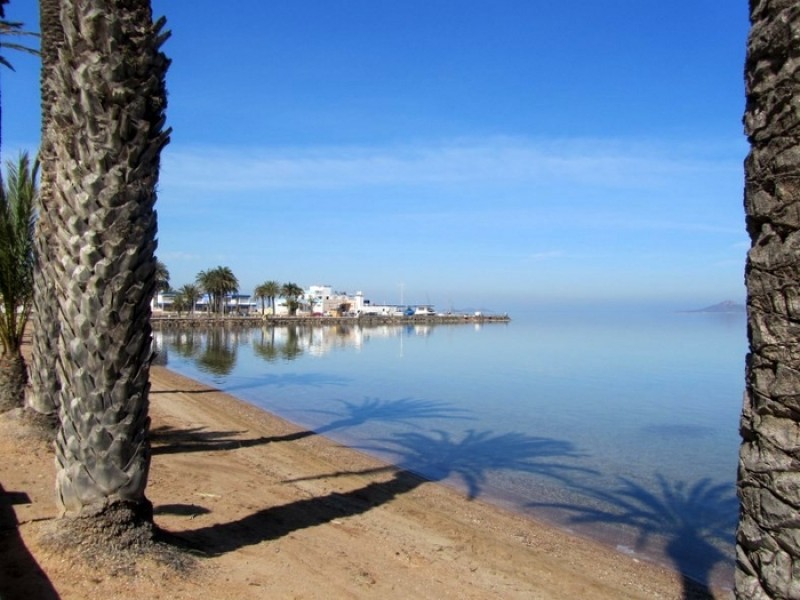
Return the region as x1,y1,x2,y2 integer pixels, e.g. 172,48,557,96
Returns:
154,282,438,318
152,291,257,315
358,302,407,317
305,285,367,316
226,294,258,315
152,291,176,312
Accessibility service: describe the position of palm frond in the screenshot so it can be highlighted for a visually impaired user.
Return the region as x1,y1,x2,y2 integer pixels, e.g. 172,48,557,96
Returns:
0,18,40,69
0,152,38,354
1,40,39,54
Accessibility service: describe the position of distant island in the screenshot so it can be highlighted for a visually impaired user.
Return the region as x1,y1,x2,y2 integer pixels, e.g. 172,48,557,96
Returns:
681,300,746,314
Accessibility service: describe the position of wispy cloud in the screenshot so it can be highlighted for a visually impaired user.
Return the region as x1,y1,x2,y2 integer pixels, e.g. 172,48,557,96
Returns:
160,136,740,193
158,251,203,261
524,250,566,262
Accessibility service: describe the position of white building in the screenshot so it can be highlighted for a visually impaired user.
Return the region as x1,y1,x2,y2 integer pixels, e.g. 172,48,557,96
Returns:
152,291,257,315
305,285,367,316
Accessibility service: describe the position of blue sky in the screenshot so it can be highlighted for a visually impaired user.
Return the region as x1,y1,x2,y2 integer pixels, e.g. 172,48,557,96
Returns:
3,1,750,311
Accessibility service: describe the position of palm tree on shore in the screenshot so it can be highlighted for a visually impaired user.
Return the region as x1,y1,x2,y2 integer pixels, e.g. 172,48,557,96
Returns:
155,260,170,293
736,3,800,598
177,283,200,315
263,280,280,316
28,0,62,420
253,282,268,315
254,280,280,316
0,152,37,411
280,282,304,316
170,293,188,315
197,266,238,314
40,0,171,536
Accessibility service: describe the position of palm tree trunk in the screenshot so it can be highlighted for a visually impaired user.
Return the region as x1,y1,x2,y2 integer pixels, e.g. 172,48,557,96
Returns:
46,0,170,522
736,2,800,598
27,0,61,419
0,350,26,411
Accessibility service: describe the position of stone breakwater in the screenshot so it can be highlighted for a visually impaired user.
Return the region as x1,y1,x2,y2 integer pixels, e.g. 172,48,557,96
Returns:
151,313,511,329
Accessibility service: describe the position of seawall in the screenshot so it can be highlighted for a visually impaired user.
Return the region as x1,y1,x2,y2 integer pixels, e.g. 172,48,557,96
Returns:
151,313,511,329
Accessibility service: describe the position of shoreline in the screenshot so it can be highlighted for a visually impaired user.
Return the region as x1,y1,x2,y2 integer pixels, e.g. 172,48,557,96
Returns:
1,364,730,599
150,313,512,328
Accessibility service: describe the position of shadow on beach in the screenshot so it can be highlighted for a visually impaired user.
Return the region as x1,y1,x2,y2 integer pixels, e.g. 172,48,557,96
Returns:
149,425,291,454
150,395,473,455
305,395,474,435
0,483,60,600
222,371,352,393
357,427,595,500
151,387,220,395
166,427,591,556
530,474,737,600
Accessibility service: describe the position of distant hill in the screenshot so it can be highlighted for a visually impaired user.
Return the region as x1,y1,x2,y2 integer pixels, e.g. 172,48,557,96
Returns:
682,300,746,314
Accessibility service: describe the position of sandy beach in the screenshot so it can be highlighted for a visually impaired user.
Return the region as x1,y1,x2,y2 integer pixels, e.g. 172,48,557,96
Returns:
0,365,730,599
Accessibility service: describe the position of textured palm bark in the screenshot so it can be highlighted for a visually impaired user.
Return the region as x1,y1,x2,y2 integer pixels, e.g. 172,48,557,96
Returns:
737,1,800,599
27,0,62,418
48,0,170,518
0,351,27,411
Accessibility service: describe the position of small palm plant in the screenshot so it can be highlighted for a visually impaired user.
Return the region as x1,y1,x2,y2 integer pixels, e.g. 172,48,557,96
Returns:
0,152,37,410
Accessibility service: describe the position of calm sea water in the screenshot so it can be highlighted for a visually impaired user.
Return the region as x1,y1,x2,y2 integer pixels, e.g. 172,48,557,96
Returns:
154,307,746,590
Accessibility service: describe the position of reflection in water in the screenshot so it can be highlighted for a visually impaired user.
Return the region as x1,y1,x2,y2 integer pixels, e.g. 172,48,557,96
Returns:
196,329,238,376
252,325,304,361
171,329,202,359
155,328,241,377
153,315,743,591
157,322,443,365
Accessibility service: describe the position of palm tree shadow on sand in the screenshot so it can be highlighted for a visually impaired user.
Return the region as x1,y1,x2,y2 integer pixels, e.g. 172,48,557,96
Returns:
0,484,60,599
149,395,474,455
357,428,595,500
530,474,737,600
306,395,474,435
166,428,593,556
221,371,351,393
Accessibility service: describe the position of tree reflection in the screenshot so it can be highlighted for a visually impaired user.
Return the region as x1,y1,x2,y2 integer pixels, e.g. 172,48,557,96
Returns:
252,326,278,362
196,329,237,376
283,325,305,360
170,329,202,359
251,325,304,362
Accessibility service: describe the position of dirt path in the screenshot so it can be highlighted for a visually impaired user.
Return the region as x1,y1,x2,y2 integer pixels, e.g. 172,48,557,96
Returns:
0,366,729,599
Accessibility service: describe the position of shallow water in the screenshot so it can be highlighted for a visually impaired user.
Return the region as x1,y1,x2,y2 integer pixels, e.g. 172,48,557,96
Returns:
155,307,746,591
